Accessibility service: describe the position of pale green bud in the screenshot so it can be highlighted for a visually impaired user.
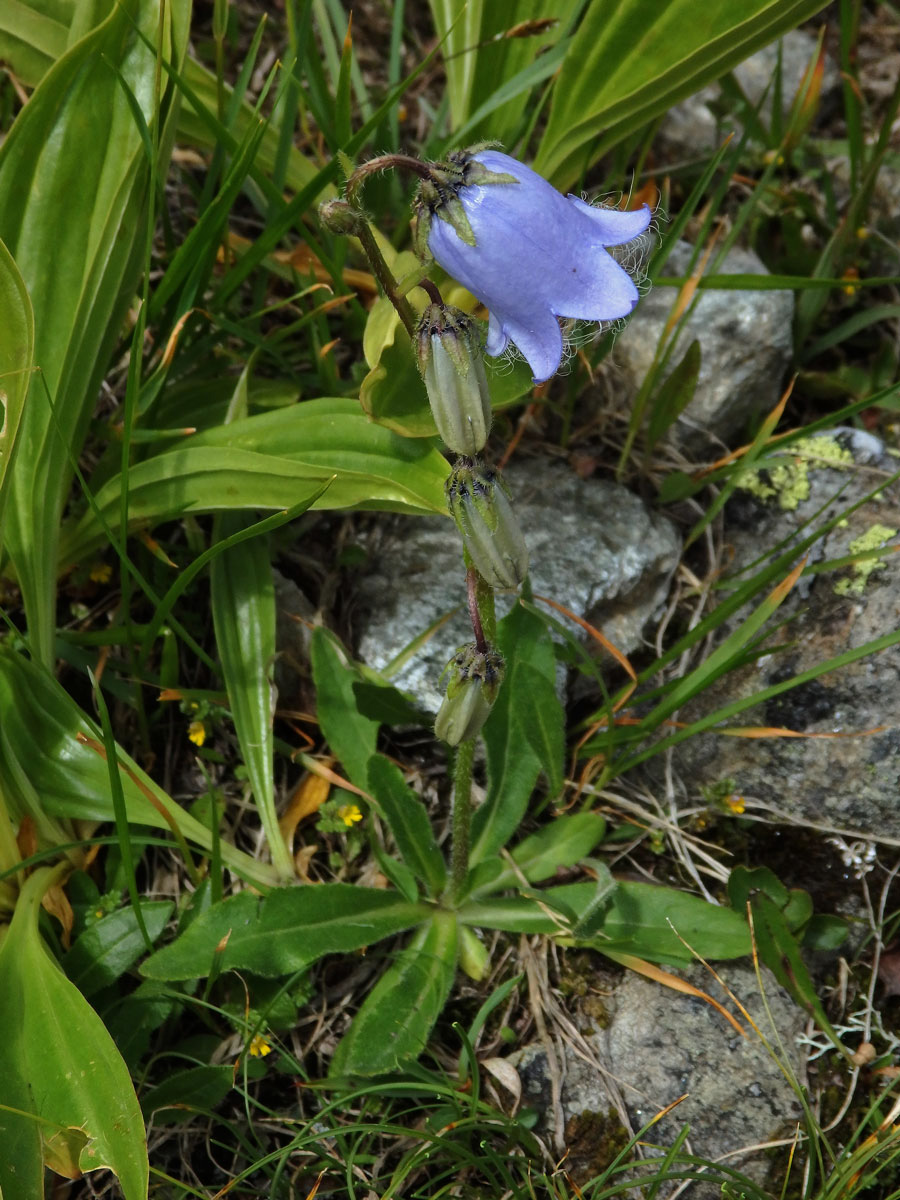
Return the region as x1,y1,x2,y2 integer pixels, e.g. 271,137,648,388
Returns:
434,641,505,746
416,304,492,455
318,198,367,236
446,458,529,591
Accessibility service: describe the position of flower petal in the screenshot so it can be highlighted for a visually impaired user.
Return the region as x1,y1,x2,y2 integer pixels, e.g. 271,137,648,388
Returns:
486,311,508,356
504,308,564,385
566,195,652,245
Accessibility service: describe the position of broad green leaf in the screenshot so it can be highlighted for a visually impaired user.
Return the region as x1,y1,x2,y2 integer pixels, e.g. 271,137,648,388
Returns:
534,0,832,189
471,602,563,863
0,237,33,540
0,646,278,887
141,884,431,981
63,901,173,998
311,628,381,791
0,0,190,664
367,754,446,896
0,866,147,1198
468,812,607,896
329,910,458,1076
211,516,294,880
460,880,751,965
61,399,450,564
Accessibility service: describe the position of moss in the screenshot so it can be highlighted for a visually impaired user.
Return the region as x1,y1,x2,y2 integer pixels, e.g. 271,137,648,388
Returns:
737,435,854,511
833,523,898,597
563,1107,633,1186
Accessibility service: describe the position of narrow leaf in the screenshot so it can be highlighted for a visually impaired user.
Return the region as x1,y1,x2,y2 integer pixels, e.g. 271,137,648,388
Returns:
367,755,446,896
329,910,458,1076
141,884,431,980
211,516,294,879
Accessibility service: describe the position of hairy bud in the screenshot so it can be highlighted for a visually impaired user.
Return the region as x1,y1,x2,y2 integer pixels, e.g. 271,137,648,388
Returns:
416,303,492,455
446,458,529,590
434,642,505,746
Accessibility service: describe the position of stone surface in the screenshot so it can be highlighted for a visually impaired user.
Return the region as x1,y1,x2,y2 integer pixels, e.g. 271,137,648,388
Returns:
514,961,804,1195
674,427,900,838
272,568,316,706
658,30,840,160
355,456,681,713
614,240,795,449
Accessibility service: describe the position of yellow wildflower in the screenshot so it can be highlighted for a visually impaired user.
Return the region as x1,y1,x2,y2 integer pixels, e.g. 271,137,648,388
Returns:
89,562,113,584
726,795,746,815
249,1034,272,1058
337,803,363,827
188,720,206,747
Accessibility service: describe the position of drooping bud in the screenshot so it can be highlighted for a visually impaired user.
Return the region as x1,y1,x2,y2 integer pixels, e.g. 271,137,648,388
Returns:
446,458,529,590
416,303,492,456
434,641,505,746
318,198,368,237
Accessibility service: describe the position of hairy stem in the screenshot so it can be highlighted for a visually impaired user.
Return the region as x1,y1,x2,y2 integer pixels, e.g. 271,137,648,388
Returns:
354,222,418,338
450,738,476,903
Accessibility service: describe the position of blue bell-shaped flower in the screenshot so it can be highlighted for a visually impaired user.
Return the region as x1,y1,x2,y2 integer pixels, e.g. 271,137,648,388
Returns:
415,148,652,384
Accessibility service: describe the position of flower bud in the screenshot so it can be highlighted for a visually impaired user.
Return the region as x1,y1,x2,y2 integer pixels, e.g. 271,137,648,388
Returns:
318,198,368,236
416,303,492,455
434,642,505,746
446,458,529,590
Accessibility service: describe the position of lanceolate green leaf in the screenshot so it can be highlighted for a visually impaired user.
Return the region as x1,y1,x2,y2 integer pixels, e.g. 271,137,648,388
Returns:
468,812,607,897
427,0,582,146
0,646,279,887
0,866,148,1198
211,517,294,880
459,880,750,965
471,601,563,864
0,0,321,195
63,901,173,998
0,237,33,540
367,754,447,896
310,628,382,791
533,0,832,189
60,400,450,564
0,0,190,665
329,910,458,1076
141,884,431,981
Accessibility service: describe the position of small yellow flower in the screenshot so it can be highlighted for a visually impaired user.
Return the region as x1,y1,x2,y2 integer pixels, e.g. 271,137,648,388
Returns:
249,1034,272,1058
726,795,746,815
188,720,206,747
337,803,363,827
89,562,113,584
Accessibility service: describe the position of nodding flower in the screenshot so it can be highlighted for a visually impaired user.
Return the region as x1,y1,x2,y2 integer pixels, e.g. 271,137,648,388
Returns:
414,148,652,384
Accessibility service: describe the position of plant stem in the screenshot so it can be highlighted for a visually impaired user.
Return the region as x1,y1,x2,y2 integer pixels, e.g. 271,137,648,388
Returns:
354,222,418,338
474,568,497,644
450,738,476,903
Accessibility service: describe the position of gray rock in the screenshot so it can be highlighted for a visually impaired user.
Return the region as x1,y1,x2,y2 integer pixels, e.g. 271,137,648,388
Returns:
675,427,900,839
615,240,794,449
355,457,681,712
272,568,316,705
514,961,804,1196
659,30,840,160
